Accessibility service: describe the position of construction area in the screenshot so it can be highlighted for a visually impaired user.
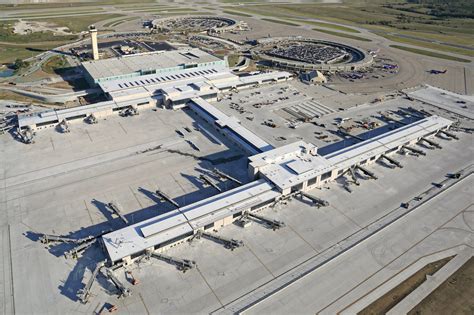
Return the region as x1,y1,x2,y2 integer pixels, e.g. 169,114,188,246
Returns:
0,5,473,315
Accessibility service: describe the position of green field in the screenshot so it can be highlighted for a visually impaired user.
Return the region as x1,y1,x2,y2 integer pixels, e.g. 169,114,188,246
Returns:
219,0,258,3
313,28,372,42
261,18,300,26
0,42,69,64
390,45,470,63
227,54,241,67
223,10,253,17
44,14,125,33
10,9,105,18
103,17,138,28
224,2,474,56
0,13,124,64
0,21,77,44
290,19,360,33
0,0,155,10
41,55,70,74
379,33,473,57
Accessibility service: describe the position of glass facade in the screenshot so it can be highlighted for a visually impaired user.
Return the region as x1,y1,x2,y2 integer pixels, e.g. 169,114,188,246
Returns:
92,60,227,84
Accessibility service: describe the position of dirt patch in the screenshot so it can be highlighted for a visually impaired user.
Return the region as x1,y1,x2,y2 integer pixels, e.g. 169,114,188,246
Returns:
359,256,453,315
0,89,40,104
13,20,71,36
408,257,474,315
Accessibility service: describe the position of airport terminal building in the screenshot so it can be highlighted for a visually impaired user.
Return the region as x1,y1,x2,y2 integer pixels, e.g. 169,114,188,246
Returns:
102,105,452,264
18,49,292,131
15,48,454,266
81,48,228,85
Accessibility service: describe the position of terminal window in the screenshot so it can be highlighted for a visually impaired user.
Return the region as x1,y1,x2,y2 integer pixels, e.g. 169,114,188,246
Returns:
321,171,332,181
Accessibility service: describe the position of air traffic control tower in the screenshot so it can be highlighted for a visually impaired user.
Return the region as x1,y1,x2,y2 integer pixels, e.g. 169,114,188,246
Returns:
89,25,99,60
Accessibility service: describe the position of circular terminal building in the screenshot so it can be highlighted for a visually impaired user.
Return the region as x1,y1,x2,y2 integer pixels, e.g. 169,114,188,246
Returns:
152,16,242,34
254,37,373,72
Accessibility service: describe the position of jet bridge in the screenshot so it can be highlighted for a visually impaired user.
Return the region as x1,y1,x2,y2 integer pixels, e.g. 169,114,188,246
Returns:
58,119,70,133
298,192,330,207
437,129,458,140
40,233,94,244
199,174,222,192
155,190,180,208
402,145,426,156
213,168,242,185
107,201,129,225
85,114,98,124
342,167,360,186
419,137,442,149
18,127,34,144
103,268,132,298
355,165,377,180
379,154,403,168
119,106,138,117
147,250,196,272
64,238,97,259
192,230,244,250
78,261,105,304
245,211,286,230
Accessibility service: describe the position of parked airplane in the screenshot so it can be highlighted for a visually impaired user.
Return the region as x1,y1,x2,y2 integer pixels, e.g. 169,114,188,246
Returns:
429,69,447,74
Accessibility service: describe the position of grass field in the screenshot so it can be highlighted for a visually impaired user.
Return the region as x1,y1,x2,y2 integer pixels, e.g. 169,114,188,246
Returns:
44,14,125,33
261,18,300,27
290,19,360,33
313,28,372,42
0,20,77,44
219,0,257,3
10,9,105,18
41,55,70,74
360,257,453,315
409,258,474,315
224,2,474,55
0,42,71,64
103,17,138,28
0,0,155,10
223,10,253,17
379,33,473,57
0,13,123,64
226,54,241,67
390,45,470,63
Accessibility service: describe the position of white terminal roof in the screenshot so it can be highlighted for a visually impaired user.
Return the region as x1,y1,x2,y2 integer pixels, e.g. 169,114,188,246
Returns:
325,115,452,169
180,180,279,229
189,97,274,154
102,179,278,262
17,96,151,128
250,116,452,191
18,69,292,129
249,141,333,190
102,209,192,263
99,65,229,95
82,48,223,81
102,114,451,262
